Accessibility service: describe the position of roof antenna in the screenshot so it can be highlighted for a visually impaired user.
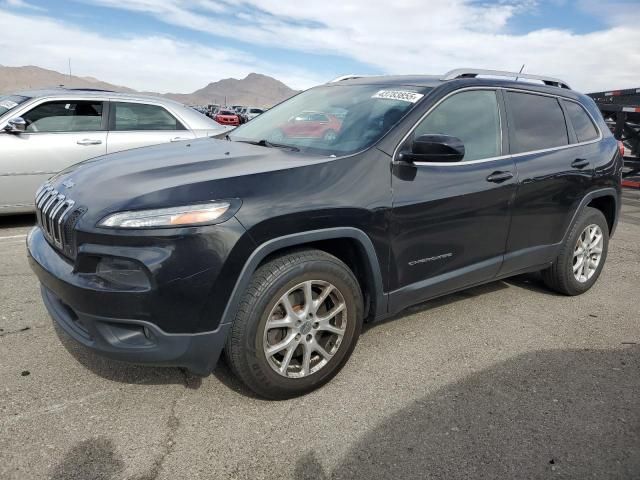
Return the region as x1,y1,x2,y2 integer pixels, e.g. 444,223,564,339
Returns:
515,64,525,82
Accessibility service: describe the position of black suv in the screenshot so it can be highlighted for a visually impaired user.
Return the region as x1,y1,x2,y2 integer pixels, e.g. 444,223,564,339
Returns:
28,69,622,399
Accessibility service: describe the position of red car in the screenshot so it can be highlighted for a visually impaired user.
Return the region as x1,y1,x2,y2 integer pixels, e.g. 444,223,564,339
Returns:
214,109,240,126
278,111,342,141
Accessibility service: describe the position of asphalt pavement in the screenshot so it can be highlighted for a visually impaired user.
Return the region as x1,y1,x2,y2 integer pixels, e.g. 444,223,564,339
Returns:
1,190,639,479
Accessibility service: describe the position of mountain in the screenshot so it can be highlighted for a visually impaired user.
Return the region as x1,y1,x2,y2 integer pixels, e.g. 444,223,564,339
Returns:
0,66,297,107
163,73,298,107
0,65,134,94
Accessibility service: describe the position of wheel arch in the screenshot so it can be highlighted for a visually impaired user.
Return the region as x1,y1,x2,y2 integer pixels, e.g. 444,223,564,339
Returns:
562,188,620,242
219,228,387,328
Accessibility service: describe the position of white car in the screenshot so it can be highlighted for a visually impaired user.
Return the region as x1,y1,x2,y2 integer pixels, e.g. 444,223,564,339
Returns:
240,106,265,122
0,89,233,214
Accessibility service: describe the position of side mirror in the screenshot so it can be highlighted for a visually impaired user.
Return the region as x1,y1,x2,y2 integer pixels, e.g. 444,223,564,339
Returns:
400,134,465,163
4,117,27,134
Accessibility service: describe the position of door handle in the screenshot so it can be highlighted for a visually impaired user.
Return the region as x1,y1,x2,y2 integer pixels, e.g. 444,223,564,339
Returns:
77,139,102,146
571,158,590,169
170,137,190,142
486,171,514,183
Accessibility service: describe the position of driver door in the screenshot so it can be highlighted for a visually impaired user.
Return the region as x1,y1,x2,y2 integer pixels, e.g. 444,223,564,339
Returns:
0,99,107,209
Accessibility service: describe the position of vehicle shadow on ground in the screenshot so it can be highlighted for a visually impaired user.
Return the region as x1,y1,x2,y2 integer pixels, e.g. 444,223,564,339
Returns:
363,280,512,334
294,346,640,480
53,323,202,389
0,214,36,229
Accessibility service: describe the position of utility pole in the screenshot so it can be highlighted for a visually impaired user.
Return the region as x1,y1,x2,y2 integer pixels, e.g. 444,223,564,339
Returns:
68,58,72,86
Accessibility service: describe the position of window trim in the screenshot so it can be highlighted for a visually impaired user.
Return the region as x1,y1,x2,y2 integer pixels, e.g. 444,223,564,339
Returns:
108,100,187,132
16,99,108,134
393,86,603,166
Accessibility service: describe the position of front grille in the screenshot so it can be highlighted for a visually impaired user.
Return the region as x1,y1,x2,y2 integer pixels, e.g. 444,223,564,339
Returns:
35,183,83,256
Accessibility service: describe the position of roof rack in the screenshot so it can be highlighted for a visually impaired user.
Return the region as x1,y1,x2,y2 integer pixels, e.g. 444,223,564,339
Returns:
329,74,368,83
67,88,115,92
442,68,571,90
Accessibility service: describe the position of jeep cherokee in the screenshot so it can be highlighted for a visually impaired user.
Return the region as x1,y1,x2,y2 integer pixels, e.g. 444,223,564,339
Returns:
27,69,623,399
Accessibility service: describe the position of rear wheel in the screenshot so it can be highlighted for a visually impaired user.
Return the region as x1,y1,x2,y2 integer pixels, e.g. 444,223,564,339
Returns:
541,207,609,295
224,249,363,399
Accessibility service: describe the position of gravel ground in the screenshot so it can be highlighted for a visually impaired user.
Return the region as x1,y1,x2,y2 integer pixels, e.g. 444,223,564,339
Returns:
1,190,639,480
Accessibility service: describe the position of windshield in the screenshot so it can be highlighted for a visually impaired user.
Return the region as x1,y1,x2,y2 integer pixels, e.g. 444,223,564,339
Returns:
0,95,30,117
229,84,431,156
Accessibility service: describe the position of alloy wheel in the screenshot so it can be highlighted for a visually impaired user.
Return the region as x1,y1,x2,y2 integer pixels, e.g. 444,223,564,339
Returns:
263,280,347,378
573,224,603,283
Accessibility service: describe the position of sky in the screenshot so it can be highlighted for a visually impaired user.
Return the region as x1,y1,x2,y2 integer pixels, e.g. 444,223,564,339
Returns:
0,0,638,93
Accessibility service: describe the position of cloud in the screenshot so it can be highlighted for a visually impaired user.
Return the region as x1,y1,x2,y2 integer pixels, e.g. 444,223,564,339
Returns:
0,10,324,92
2,0,45,10
80,0,640,91
1,1,639,93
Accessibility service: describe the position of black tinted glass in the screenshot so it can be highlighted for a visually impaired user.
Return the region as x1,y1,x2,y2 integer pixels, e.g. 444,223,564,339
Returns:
507,92,568,153
414,90,501,161
564,100,599,142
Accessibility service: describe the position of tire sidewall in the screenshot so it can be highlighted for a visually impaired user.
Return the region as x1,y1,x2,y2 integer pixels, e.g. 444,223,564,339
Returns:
241,258,362,397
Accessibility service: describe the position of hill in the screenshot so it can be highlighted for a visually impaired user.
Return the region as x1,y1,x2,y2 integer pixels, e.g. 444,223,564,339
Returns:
0,65,297,107
0,65,134,94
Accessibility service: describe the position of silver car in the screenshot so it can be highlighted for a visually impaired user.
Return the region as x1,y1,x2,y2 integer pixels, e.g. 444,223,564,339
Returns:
0,89,232,214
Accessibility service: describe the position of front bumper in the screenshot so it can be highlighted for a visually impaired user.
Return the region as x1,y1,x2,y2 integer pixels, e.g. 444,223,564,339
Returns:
27,227,233,374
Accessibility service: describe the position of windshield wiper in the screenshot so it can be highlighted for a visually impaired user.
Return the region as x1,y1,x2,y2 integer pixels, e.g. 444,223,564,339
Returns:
231,138,300,152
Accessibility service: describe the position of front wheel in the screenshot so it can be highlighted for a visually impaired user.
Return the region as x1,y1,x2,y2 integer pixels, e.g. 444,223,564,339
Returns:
224,249,363,399
541,207,609,295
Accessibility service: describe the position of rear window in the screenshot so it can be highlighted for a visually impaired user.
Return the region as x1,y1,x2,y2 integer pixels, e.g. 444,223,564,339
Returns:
506,92,568,154
219,110,235,116
564,100,599,143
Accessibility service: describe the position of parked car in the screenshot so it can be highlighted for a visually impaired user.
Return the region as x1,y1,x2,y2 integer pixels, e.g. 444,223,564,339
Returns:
274,110,342,142
28,69,622,399
0,89,232,214
214,109,240,126
243,107,265,122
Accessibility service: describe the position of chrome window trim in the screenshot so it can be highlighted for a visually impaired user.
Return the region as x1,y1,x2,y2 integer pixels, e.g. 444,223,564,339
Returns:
394,86,603,167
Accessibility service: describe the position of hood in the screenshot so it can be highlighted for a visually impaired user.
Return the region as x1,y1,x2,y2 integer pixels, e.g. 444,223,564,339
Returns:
49,137,330,226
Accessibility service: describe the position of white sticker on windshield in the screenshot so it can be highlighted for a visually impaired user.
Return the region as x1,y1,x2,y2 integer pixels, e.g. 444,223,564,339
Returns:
372,90,424,103
0,100,18,109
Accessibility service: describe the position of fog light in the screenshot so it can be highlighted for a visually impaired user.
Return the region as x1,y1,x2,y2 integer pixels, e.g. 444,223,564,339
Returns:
96,257,150,290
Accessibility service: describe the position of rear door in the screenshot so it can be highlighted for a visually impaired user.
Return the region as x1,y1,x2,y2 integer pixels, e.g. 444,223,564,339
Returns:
500,90,597,274
0,99,107,208
106,101,195,154
389,88,517,312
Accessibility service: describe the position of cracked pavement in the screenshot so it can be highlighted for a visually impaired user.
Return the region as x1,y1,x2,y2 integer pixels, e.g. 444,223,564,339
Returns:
1,190,639,479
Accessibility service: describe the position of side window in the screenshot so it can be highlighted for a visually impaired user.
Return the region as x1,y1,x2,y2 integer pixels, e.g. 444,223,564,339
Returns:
22,101,103,133
413,90,501,161
506,92,568,153
112,102,185,131
563,100,599,143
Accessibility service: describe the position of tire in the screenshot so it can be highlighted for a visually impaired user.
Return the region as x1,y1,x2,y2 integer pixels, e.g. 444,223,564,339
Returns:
224,249,364,399
541,207,609,295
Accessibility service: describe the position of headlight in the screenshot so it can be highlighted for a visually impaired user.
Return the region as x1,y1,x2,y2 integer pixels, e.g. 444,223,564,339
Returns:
98,202,231,229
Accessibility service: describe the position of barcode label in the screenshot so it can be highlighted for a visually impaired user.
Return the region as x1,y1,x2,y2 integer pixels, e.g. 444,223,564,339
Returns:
372,90,424,103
